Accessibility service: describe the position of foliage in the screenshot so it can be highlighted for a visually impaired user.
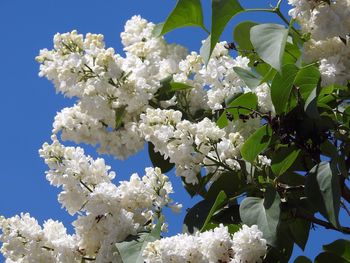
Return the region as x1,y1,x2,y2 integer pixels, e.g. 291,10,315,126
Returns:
151,0,350,262
1,0,350,262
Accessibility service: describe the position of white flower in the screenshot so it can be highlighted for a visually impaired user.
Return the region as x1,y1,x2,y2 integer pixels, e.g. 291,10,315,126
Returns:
143,224,267,263
257,155,271,167
288,0,350,85
39,135,115,215
231,225,267,263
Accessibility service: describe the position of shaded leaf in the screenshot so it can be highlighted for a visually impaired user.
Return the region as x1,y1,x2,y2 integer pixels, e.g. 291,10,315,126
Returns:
289,218,311,250
115,220,162,263
157,76,175,100
226,92,258,119
271,146,300,176
152,22,164,37
271,64,299,114
241,124,272,162
233,21,257,51
323,239,350,261
201,191,227,231
183,199,214,234
294,256,312,263
200,35,211,64
206,172,245,200
234,21,273,77
305,162,340,227
304,85,320,119
240,188,280,246
250,23,289,72
320,140,338,158
148,142,174,173
115,106,126,129
181,175,207,198
315,252,350,263
212,204,241,225
233,67,262,88
284,41,302,64
295,65,320,100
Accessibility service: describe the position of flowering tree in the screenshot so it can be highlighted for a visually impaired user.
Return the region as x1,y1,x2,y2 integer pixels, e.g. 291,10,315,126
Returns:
1,0,350,262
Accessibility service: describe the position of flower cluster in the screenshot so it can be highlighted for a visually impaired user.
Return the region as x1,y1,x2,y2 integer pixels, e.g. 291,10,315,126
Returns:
37,16,187,159
172,42,275,114
0,137,179,263
288,0,350,85
140,108,257,184
139,106,273,184
1,13,276,263
143,224,267,263
37,15,274,162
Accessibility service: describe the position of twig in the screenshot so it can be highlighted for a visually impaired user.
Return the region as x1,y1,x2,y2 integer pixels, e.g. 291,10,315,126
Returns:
294,209,350,235
341,200,350,217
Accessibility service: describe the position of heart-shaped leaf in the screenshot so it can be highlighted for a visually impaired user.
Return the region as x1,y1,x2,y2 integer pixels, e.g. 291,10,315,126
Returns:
250,23,289,72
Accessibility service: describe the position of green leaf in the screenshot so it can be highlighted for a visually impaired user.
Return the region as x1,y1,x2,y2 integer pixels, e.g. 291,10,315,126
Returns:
216,92,257,128
288,218,311,250
212,204,241,225
227,224,241,234
233,21,257,51
148,142,174,173
240,124,272,163
240,187,281,246
200,35,211,64
294,256,312,263
114,106,126,129
271,146,300,176
260,67,277,84
233,21,274,77
152,22,164,37
304,85,320,119
206,171,245,200
203,0,243,63
233,67,262,88
170,82,194,91
216,110,228,128
315,252,350,263
181,175,207,198
323,239,350,261
157,76,175,100
271,64,299,114
275,220,294,261
226,92,258,119
114,220,162,263
159,0,206,35
284,41,302,65
183,198,215,234
295,65,320,100
201,191,227,231
305,162,341,227
250,23,289,72
320,140,338,158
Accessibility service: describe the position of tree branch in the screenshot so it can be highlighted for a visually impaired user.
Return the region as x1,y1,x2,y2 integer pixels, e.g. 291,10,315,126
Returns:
294,209,350,235
341,185,350,204
339,173,350,204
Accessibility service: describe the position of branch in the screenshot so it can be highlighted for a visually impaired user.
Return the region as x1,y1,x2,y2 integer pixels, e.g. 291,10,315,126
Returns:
341,185,350,204
294,209,350,235
339,173,350,204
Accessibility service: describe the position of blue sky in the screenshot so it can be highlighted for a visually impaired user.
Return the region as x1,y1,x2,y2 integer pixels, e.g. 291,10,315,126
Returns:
0,0,347,262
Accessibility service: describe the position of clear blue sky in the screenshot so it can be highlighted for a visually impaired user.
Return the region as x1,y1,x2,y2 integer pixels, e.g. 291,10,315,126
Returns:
0,0,347,262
